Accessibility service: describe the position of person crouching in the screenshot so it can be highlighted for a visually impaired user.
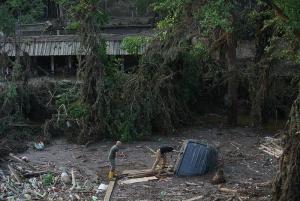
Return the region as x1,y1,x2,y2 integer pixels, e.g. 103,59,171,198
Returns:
151,146,174,171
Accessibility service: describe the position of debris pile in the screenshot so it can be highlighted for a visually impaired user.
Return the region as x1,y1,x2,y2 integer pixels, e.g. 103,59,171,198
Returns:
0,153,99,201
259,136,283,158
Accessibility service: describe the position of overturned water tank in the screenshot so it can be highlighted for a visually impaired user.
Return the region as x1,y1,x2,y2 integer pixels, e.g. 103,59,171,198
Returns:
175,139,218,176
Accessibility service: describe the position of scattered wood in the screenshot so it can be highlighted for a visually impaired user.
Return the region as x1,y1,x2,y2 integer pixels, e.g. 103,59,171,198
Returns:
184,195,204,201
256,181,272,187
104,180,116,201
8,165,22,183
146,146,156,154
218,187,238,194
27,189,46,198
70,169,76,191
121,169,154,178
9,153,36,170
259,145,282,158
23,170,49,178
119,176,158,185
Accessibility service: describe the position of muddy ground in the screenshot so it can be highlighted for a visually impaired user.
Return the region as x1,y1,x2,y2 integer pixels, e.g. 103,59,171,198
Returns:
1,127,278,201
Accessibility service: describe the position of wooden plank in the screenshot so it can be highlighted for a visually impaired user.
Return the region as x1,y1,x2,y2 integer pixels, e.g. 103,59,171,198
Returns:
119,176,158,185
122,169,152,175
184,195,204,201
8,164,22,183
146,146,156,154
104,180,116,201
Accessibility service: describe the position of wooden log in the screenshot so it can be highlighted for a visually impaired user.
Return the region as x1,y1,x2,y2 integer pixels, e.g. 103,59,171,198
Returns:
23,170,48,178
218,187,238,194
119,176,158,185
184,195,204,201
8,164,22,183
9,153,36,170
104,180,116,201
70,169,76,191
146,146,156,154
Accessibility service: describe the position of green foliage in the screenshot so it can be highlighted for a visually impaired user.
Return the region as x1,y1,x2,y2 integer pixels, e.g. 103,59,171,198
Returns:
12,63,22,81
121,36,150,55
42,172,54,186
0,0,45,34
134,0,156,15
195,0,232,35
190,41,208,58
54,82,90,120
153,0,187,38
273,0,300,30
56,0,107,29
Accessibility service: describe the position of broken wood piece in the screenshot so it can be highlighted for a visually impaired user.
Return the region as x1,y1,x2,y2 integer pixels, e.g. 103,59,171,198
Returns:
256,181,272,187
23,170,49,178
121,169,153,176
27,189,46,198
119,176,158,185
146,146,156,154
70,169,76,191
104,180,116,201
259,145,282,158
218,187,238,194
8,164,22,183
184,195,204,201
9,153,36,170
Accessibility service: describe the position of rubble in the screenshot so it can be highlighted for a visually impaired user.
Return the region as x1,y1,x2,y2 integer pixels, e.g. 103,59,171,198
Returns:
0,153,98,201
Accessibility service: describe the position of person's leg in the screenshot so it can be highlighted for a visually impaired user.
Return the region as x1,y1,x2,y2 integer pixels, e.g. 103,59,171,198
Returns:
108,159,116,180
151,149,161,171
161,154,167,169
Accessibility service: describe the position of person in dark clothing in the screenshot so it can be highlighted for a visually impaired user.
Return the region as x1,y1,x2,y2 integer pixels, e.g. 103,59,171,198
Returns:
151,146,174,171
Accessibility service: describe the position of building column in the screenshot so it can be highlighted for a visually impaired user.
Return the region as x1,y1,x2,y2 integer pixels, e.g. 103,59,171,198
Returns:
68,56,72,69
51,56,55,74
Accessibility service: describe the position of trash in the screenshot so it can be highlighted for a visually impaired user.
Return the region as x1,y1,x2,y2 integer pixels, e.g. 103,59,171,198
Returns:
97,183,108,193
21,156,29,162
24,194,32,200
34,142,45,150
61,171,71,184
91,196,98,201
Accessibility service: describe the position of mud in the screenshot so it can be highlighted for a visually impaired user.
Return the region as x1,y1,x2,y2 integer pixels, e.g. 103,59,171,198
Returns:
3,127,278,200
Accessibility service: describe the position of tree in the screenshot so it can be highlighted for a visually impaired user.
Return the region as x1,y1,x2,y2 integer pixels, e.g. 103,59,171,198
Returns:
261,1,300,201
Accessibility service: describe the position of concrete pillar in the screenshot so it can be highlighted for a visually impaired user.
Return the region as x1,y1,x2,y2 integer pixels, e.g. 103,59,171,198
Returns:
51,56,55,74
68,56,72,69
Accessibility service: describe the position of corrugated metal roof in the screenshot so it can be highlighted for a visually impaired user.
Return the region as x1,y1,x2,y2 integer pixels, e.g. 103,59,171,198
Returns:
0,34,150,56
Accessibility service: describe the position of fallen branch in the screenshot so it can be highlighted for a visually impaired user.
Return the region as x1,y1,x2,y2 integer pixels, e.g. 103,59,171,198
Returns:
8,164,22,183
218,187,238,194
70,169,76,191
23,170,49,178
184,195,204,201
27,189,46,198
146,146,156,154
9,153,36,170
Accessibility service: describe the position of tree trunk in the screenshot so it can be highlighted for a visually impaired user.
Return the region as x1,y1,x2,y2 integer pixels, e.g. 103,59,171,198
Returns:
273,85,300,201
226,31,238,126
251,63,270,127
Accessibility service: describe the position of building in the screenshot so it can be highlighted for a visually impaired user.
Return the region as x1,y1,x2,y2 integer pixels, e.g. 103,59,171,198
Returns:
0,0,154,77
